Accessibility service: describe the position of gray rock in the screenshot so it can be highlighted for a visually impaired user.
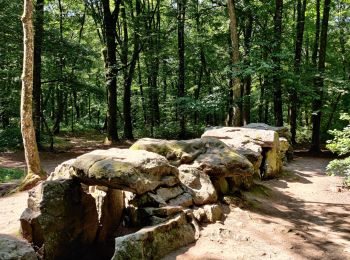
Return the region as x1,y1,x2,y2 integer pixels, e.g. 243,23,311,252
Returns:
155,186,184,202
202,127,282,178
192,204,223,223
111,213,195,260
70,148,179,194
168,192,193,207
178,164,218,205
20,179,100,260
131,137,254,186
0,235,37,260
88,186,124,242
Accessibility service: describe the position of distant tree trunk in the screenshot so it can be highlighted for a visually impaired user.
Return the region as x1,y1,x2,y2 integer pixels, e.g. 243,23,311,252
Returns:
20,0,46,191
310,0,331,153
227,0,241,126
312,0,321,66
242,2,253,125
177,0,186,137
290,0,307,144
272,0,284,126
102,0,119,143
33,0,44,146
122,0,140,140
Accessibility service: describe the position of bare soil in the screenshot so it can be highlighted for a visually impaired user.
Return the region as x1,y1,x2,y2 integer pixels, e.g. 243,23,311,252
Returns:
1,152,349,260
164,156,350,260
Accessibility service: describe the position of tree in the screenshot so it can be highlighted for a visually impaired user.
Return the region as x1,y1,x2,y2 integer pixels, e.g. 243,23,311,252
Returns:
33,0,44,145
272,0,283,127
177,0,187,137
102,0,120,143
227,0,241,126
290,0,307,144
20,0,46,190
310,0,331,153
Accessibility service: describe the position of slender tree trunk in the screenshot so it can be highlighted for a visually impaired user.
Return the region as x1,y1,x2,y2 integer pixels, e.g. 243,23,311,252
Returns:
33,0,44,146
177,0,186,137
123,0,141,140
227,0,241,126
242,2,253,125
102,0,119,143
312,0,321,66
272,0,284,126
310,0,331,153
290,0,307,144
20,0,46,191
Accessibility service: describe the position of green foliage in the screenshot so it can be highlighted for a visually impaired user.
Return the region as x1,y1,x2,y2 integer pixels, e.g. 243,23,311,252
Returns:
0,167,25,183
326,157,350,187
326,114,350,187
326,114,350,155
0,127,22,152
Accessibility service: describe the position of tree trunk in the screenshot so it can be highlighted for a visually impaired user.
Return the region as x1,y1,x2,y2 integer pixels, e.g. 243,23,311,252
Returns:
177,0,186,137
102,0,119,143
227,0,241,126
290,0,307,144
20,0,46,191
312,0,321,66
272,0,284,126
33,0,44,146
310,0,331,153
242,2,253,125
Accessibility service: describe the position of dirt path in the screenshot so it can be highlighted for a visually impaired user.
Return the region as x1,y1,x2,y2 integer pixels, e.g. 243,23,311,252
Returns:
164,156,350,260
1,154,349,259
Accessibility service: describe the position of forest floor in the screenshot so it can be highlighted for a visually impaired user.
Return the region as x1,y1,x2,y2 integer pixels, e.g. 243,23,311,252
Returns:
0,147,349,260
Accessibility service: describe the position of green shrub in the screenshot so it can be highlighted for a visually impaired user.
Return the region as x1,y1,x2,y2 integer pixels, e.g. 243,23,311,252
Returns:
0,127,22,152
0,167,25,183
326,113,350,187
326,157,350,187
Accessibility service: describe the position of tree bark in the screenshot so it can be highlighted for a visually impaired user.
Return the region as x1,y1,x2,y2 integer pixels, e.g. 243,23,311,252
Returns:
227,0,241,126
242,1,253,125
310,0,331,153
20,0,46,191
33,0,44,146
177,0,186,137
290,0,307,144
102,0,119,143
272,0,284,126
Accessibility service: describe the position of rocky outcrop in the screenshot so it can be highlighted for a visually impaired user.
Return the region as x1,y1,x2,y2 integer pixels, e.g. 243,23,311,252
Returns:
0,235,37,260
20,179,100,260
202,127,282,178
111,213,195,260
178,164,218,205
244,123,293,162
19,137,272,260
70,148,179,194
130,137,254,188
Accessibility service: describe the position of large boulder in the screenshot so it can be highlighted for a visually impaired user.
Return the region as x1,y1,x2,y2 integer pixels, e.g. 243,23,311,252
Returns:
244,123,293,161
178,164,218,205
111,213,196,260
20,179,100,260
202,127,282,178
0,235,37,260
130,137,254,189
69,148,179,194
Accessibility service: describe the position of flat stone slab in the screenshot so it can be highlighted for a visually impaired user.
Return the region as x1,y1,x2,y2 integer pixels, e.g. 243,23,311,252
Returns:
70,148,179,194
111,213,195,260
0,235,37,260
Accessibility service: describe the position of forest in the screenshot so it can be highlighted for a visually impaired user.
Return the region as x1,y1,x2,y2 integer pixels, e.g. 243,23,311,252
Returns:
1,1,350,259
0,0,348,150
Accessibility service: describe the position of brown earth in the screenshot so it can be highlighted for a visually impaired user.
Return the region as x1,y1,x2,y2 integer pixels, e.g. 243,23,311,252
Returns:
164,156,350,260
1,151,349,260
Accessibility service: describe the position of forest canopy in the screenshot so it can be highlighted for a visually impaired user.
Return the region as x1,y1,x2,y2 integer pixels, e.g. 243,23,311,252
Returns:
0,0,349,151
